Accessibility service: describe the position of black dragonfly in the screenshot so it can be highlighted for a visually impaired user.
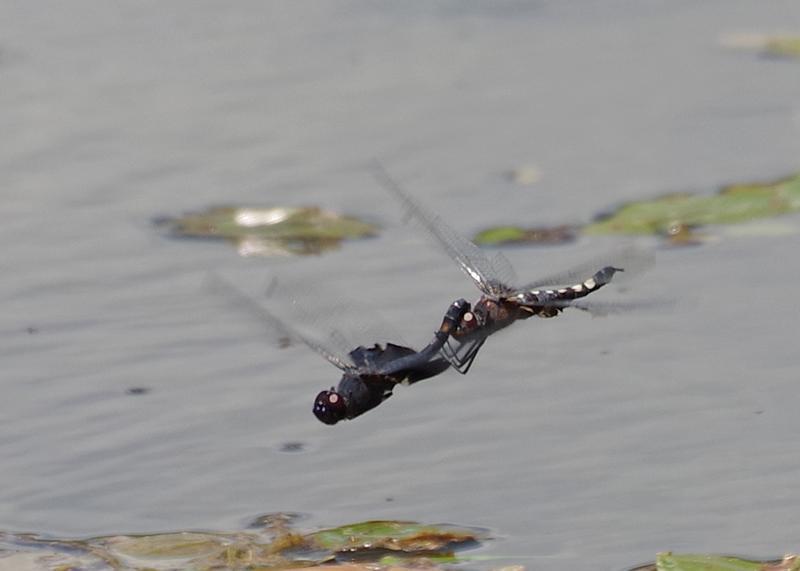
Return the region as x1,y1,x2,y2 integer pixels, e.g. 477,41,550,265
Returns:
214,275,470,425
373,163,653,374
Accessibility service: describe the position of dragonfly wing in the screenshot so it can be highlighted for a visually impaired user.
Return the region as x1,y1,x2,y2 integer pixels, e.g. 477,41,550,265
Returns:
208,273,356,372
517,245,654,292
549,298,675,316
372,161,517,297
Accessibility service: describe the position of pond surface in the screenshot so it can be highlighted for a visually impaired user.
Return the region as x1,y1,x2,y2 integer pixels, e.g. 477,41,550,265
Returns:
1,1,799,569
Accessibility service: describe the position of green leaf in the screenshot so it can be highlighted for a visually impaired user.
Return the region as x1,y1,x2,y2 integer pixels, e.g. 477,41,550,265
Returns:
763,36,800,58
656,553,800,571
308,520,484,553
473,225,576,246
585,174,800,236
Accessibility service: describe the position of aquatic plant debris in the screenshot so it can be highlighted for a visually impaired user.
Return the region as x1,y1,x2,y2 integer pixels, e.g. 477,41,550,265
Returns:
585,174,800,236
472,173,800,245
473,224,577,246
0,517,485,570
308,520,484,552
158,205,378,256
720,33,800,59
650,553,800,571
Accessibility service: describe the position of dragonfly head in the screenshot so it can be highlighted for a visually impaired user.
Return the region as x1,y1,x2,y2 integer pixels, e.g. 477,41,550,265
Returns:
313,388,348,425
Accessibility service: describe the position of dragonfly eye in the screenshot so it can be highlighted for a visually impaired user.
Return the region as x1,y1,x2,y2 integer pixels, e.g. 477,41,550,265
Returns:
313,390,347,425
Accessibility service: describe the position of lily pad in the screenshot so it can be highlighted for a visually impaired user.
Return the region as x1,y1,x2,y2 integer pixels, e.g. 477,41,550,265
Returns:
584,173,800,236
473,174,800,245
158,205,378,256
653,553,800,571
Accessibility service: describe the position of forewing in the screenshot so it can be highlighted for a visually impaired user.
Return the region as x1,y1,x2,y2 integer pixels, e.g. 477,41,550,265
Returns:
372,161,517,297
207,273,356,372
264,274,416,375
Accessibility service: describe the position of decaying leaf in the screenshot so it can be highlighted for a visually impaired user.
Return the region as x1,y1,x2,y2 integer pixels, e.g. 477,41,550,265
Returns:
0,517,486,570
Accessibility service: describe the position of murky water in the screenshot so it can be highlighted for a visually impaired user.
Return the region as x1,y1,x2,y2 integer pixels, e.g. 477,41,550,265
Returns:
2,1,800,569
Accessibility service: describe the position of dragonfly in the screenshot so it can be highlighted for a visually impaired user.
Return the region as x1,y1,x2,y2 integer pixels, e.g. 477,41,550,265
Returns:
372,162,653,374
212,275,470,425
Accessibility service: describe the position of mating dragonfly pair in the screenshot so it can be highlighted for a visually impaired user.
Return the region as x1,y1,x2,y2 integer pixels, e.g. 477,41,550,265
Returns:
228,164,651,425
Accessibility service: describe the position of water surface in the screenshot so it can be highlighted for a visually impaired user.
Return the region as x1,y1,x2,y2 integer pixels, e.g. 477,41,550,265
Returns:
2,2,800,569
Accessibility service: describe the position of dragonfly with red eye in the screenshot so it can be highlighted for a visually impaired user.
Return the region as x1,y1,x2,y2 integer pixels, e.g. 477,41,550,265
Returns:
212,275,470,425
372,163,654,374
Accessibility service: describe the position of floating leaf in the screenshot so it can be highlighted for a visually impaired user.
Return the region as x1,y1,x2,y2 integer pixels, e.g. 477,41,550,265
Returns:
476,174,800,245
662,222,706,247
585,174,800,236
473,225,577,246
100,532,227,561
308,520,485,553
654,553,800,571
157,206,378,256
720,33,800,59
0,517,488,570
763,36,800,59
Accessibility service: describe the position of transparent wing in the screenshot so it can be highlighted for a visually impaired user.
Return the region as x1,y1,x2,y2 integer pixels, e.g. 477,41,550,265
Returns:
516,245,655,292
548,298,675,317
264,273,411,363
207,273,356,372
372,160,518,297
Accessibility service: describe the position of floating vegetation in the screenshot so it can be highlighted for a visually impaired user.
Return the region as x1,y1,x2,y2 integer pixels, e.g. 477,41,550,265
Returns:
473,174,800,246
473,224,577,246
0,516,485,570
585,174,800,236
503,165,542,186
308,520,483,553
720,33,800,60
763,36,800,59
157,206,378,256
1,525,798,571
630,553,800,571
661,221,705,247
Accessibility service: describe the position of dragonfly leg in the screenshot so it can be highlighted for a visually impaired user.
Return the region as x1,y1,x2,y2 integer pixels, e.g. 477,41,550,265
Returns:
442,335,486,374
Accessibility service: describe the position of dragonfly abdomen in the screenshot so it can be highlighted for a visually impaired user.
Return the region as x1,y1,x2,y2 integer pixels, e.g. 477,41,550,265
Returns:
517,265,623,306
